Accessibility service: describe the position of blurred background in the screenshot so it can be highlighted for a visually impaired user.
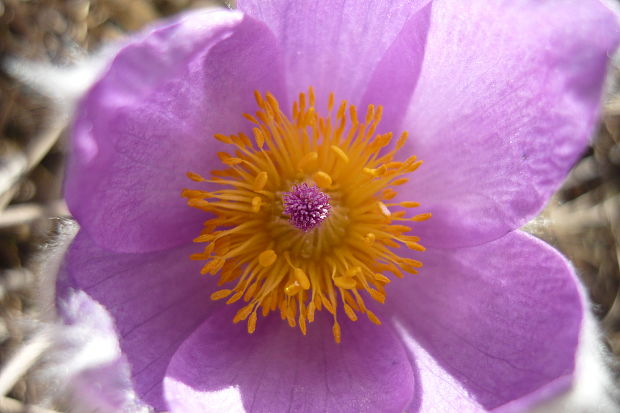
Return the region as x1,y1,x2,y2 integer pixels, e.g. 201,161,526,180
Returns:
0,0,618,411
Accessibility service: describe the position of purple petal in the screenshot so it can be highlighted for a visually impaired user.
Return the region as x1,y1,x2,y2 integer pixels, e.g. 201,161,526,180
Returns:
360,2,432,133
399,0,620,248
164,310,415,413
237,0,431,106
387,231,583,411
65,233,218,410
66,9,287,253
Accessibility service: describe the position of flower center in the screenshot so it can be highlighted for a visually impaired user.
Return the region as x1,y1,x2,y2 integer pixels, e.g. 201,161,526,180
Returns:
283,183,331,231
182,87,430,343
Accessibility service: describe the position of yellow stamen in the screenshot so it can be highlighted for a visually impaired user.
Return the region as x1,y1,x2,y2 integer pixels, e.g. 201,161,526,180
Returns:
313,171,333,188
184,88,429,342
253,171,268,191
259,250,277,267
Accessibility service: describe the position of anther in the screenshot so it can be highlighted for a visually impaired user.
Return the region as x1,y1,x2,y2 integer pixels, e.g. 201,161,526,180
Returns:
259,250,277,267
254,171,268,191
313,171,332,188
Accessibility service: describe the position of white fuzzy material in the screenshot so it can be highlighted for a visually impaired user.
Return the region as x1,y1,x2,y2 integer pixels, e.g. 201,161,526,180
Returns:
32,220,150,412
4,44,120,118
52,291,151,413
526,312,620,413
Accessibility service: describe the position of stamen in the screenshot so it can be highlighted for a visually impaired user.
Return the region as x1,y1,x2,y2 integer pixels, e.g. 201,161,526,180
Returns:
313,171,333,189
184,87,430,342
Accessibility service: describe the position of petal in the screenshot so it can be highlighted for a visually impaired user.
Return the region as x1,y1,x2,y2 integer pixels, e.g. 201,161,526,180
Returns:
164,310,415,413
237,0,431,106
388,231,583,411
360,2,432,133
66,9,287,253
399,0,620,248
65,232,218,410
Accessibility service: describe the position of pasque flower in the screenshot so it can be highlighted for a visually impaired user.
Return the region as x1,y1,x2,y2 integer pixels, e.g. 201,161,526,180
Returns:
58,0,620,412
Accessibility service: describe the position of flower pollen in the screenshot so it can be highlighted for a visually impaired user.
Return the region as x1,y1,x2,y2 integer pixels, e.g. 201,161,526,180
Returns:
183,87,430,343
283,183,331,231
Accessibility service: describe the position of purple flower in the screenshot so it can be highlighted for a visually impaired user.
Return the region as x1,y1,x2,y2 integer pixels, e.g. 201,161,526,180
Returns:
58,1,620,412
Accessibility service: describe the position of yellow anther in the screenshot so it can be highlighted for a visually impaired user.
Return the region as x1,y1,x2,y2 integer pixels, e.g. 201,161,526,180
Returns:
391,178,409,186
349,105,359,124
181,189,208,198
308,87,315,106
258,250,277,267
214,133,234,144
386,161,403,169
186,172,205,182
247,312,257,334
368,289,386,304
297,152,318,170
344,304,358,321
307,302,316,322
372,133,393,149
223,157,243,166
193,233,215,242
217,152,232,162
363,165,387,177
253,127,265,148
405,160,423,173
406,242,426,251
286,306,296,327
210,289,232,300
320,295,335,314
189,253,209,261
285,281,302,296
266,93,280,112
399,201,420,208
226,291,244,304
365,104,375,124
332,321,342,344
243,113,259,124
251,196,262,212
203,243,215,255
374,105,383,123
333,276,356,290
253,171,268,191
294,268,311,290
233,304,253,323
187,199,210,210
412,212,432,222
330,145,349,163
313,171,332,188
396,131,408,148
366,310,382,325
253,90,264,106
374,273,391,284
402,258,423,268
336,100,347,119
364,233,376,245
382,189,398,200
346,267,362,278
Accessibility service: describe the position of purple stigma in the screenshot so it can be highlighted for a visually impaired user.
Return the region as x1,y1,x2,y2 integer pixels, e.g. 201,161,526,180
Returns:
282,183,331,232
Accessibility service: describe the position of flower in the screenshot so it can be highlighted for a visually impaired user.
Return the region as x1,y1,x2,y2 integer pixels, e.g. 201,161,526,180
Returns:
57,1,620,412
